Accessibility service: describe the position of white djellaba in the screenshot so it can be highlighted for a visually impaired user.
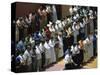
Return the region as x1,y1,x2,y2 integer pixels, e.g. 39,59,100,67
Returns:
72,22,80,43
83,37,90,62
58,33,64,58
88,34,94,58
23,49,32,66
35,45,42,60
44,41,51,65
35,45,42,71
39,43,45,53
48,39,56,63
64,52,73,64
71,45,80,55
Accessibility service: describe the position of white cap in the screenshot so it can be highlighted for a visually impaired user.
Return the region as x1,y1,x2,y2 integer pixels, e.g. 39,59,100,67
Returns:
73,21,76,25
47,24,51,27
56,20,61,24
49,21,52,25
73,7,77,12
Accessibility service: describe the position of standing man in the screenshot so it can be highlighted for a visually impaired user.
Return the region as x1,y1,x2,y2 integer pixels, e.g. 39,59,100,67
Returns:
39,41,45,70
64,47,74,69
58,32,64,58
44,39,51,67
23,45,32,72
35,42,42,71
49,37,56,63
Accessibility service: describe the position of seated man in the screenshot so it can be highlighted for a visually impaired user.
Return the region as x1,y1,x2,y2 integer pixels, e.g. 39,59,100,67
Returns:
64,48,75,69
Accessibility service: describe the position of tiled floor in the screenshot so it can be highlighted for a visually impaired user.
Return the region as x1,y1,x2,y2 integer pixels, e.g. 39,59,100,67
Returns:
46,57,97,71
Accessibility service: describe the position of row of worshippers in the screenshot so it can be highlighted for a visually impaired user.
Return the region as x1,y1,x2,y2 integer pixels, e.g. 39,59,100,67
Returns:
64,32,97,69
63,6,97,69
16,4,58,42
13,5,97,72
15,31,64,72
15,20,97,72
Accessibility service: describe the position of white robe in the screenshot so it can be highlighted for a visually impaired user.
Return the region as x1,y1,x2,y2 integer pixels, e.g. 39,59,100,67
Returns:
72,24,79,43
64,54,72,64
71,45,80,55
35,46,41,60
89,35,94,58
83,37,91,62
89,18,94,33
39,43,45,53
44,42,51,59
48,40,56,63
85,37,92,59
58,35,64,58
74,45,80,54
83,40,89,62
23,50,32,66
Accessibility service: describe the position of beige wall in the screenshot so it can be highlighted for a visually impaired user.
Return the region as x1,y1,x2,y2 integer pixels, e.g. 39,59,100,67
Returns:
15,2,71,19
61,5,71,18
16,2,41,17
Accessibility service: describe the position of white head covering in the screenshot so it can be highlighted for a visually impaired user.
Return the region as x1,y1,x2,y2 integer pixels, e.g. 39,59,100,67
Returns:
76,13,79,19
73,6,78,12
74,45,80,54
16,19,20,25
46,5,51,13
64,53,72,64
44,41,51,50
56,20,61,24
73,15,77,20
49,21,52,25
75,24,80,30
47,24,51,27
